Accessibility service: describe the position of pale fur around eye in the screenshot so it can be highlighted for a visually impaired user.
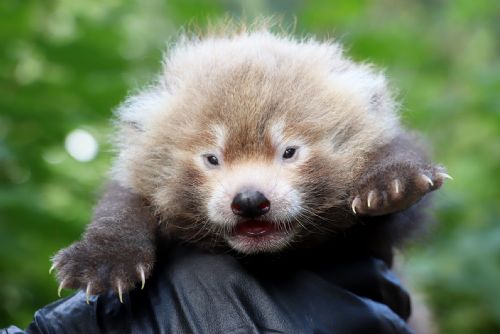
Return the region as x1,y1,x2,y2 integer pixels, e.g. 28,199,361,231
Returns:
282,147,297,160
282,147,298,160
202,154,222,169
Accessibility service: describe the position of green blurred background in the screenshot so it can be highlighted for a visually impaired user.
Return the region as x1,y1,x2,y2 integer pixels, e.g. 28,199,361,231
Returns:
0,0,499,332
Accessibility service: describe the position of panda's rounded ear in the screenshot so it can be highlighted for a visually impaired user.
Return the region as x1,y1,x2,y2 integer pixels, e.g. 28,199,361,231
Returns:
366,72,398,116
113,82,171,133
369,91,391,114
124,120,144,132
370,93,382,109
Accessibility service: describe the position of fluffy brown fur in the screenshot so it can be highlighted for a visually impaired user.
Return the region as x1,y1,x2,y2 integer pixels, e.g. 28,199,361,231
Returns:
52,24,449,306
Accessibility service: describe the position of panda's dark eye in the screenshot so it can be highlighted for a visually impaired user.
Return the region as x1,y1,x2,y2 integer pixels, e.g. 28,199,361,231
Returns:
282,147,297,159
206,155,219,166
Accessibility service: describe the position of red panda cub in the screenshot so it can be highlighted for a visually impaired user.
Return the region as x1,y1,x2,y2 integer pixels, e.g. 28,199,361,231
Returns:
51,26,450,302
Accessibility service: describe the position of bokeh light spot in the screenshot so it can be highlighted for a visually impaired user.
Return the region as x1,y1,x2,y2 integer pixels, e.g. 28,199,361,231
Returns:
64,129,99,162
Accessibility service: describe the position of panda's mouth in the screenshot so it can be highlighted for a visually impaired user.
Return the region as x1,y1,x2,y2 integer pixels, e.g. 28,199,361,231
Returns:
227,220,295,253
234,220,278,237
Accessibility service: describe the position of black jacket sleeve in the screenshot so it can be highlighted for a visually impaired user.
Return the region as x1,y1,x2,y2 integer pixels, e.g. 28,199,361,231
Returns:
3,243,414,334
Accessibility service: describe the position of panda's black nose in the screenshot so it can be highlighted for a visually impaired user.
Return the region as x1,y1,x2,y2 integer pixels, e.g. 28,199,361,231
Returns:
231,191,270,218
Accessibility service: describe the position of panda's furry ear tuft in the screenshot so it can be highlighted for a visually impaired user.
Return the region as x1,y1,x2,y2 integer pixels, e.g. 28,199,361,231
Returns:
113,81,171,134
370,93,382,110
369,90,392,114
123,120,144,132
364,71,398,116
110,80,172,190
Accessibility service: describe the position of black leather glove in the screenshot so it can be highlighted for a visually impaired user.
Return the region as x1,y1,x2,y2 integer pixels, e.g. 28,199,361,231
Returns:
4,242,414,334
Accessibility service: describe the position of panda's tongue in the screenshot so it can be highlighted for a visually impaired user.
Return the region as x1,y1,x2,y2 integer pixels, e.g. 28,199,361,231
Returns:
235,220,276,237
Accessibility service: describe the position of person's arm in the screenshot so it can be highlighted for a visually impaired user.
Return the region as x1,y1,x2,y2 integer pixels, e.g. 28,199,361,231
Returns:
51,181,158,299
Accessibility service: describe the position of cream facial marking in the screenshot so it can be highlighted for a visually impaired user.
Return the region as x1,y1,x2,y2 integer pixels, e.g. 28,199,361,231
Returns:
196,125,227,170
269,120,309,165
202,154,221,168
206,162,301,227
212,125,227,152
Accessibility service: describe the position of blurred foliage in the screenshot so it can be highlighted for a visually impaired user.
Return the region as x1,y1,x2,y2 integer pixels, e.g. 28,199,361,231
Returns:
0,0,499,332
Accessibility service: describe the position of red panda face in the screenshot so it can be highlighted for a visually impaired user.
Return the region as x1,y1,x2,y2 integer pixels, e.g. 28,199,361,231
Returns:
156,115,353,254
198,123,312,253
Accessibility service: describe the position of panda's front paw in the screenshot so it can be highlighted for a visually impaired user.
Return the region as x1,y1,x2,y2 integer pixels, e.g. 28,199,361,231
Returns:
350,162,451,216
51,234,155,303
